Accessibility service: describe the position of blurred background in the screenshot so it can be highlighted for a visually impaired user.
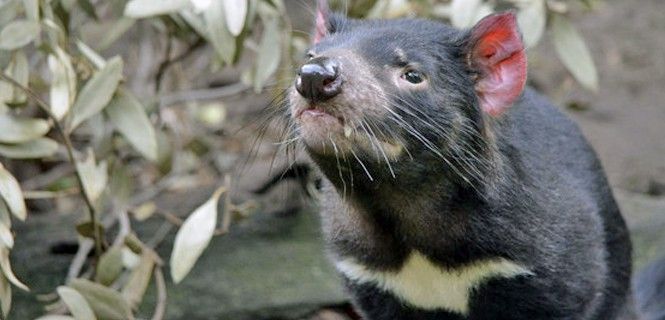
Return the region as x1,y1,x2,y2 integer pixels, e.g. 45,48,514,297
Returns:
0,0,663,319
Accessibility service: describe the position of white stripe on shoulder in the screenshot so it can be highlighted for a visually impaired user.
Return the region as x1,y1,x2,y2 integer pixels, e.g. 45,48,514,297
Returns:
335,251,533,315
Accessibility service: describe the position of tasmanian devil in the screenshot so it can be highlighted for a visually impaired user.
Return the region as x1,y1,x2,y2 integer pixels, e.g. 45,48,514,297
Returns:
279,1,665,319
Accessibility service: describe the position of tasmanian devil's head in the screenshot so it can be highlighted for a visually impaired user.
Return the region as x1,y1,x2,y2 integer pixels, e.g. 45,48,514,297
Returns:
288,0,527,185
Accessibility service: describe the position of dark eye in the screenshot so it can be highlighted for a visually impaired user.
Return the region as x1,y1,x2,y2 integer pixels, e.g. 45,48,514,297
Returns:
402,70,424,84
305,51,315,59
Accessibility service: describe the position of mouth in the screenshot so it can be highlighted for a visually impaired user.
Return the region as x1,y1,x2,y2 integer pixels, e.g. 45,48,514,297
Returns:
295,104,344,124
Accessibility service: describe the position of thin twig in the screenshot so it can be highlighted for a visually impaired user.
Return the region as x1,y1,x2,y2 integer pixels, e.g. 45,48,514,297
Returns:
156,210,184,227
159,82,250,107
21,163,74,190
155,36,205,93
66,239,94,282
23,188,79,199
0,73,104,259
151,267,167,320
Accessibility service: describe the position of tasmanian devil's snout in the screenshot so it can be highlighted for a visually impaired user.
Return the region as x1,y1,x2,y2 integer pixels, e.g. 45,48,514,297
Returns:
295,56,342,102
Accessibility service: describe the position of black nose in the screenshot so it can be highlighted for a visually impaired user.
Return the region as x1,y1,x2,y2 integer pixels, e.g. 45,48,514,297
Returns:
296,57,341,102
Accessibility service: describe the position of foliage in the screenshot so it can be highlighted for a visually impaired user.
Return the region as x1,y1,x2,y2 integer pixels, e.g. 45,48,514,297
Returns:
0,0,599,318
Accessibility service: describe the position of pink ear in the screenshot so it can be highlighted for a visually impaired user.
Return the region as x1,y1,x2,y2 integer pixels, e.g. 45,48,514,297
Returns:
467,12,527,116
313,0,331,44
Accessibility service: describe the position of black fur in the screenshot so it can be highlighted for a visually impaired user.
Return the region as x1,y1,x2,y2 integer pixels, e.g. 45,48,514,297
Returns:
281,11,664,320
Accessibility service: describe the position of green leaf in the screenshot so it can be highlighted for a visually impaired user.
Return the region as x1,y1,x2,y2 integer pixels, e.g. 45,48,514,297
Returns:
21,0,39,21
0,114,50,144
179,10,209,40
223,0,247,36
105,89,158,161
170,186,226,283
124,0,190,18
98,18,135,50
450,0,483,28
0,272,11,318
75,40,106,69
76,0,99,20
204,1,236,64
0,246,28,291
68,57,123,131
551,14,598,91
0,223,13,249
0,19,40,50
57,286,97,320
77,149,108,203
48,46,77,120
0,138,59,159
8,51,29,104
0,163,26,221
75,221,104,240
68,279,134,320
516,0,546,48
34,316,76,320
253,16,280,92
0,200,10,228
95,247,123,286
121,253,154,308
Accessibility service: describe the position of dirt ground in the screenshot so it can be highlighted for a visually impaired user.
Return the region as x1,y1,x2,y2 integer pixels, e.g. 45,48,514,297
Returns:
529,0,665,195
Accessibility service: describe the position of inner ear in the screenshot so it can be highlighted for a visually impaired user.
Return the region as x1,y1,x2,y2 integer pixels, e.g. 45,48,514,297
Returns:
466,12,527,116
313,0,332,44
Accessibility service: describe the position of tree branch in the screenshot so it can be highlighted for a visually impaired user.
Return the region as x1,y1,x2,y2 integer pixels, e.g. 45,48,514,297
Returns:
0,73,104,259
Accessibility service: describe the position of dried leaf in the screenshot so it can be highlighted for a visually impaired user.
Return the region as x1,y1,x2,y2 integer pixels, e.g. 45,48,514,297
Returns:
0,19,40,50
0,223,13,249
0,246,28,291
131,202,156,221
205,0,236,64
0,273,10,318
68,57,123,131
48,46,77,120
0,114,50,144
253,16,280,92
105,89,158,161
95,247,123,286
170,186,226,283
121,253,154,308
223,0,247,36
57,286,97,320
0,163,26,221
0,138,59,159
124,0,190,18
551,14,598,91
77,150,108,203
69,279,134,320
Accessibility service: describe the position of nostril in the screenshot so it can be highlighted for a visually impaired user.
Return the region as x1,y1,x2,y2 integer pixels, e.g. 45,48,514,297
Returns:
296,57,342,101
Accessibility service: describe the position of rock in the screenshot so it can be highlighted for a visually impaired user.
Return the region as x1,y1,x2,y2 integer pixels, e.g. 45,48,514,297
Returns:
9,184,346,319
615,190,665,270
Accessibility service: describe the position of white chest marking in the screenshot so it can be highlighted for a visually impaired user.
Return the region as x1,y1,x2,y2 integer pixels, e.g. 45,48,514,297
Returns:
335,252,532,315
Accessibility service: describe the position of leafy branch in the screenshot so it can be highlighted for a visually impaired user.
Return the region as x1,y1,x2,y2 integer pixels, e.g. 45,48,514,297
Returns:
0,72,104,259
